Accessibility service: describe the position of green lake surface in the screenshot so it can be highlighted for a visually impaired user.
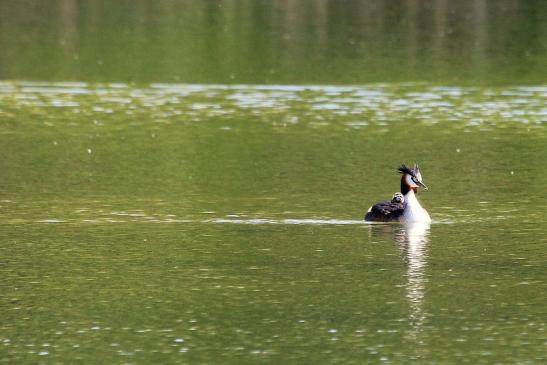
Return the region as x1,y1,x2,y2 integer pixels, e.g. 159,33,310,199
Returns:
1,82,546,364
1,0,546,84
1,1,547,364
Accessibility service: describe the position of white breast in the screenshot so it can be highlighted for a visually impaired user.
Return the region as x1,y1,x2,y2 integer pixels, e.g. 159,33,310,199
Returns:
401,191,431,223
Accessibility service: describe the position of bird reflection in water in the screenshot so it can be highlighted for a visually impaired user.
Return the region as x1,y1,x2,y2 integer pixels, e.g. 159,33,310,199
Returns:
395,222,430,340
368,222,430,340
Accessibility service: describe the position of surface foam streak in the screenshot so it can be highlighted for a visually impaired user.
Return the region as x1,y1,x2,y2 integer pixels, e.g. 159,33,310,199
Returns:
205,218,364,225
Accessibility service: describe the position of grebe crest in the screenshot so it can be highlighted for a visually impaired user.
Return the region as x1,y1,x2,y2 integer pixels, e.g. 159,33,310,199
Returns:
364,164,431,223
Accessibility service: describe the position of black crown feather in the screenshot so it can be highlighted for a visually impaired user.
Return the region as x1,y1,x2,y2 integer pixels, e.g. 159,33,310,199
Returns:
397,164,419,177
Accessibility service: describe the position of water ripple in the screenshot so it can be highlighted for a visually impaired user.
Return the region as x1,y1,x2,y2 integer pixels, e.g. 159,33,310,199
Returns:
1,81,545,128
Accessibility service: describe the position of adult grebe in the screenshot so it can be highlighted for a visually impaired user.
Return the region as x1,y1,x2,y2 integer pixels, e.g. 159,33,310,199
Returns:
364,164,431,223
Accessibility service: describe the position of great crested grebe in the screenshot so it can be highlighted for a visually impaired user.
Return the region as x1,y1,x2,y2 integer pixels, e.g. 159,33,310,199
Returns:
364,164,431,223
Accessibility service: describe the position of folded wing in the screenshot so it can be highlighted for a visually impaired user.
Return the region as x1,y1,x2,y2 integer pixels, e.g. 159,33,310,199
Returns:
364,200,404,222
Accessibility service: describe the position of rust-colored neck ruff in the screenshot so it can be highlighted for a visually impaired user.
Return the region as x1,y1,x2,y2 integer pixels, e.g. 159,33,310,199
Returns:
401,175,417,195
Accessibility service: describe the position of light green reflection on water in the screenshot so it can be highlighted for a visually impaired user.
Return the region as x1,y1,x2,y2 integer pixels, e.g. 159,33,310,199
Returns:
0,0,546,84
0,82,546,363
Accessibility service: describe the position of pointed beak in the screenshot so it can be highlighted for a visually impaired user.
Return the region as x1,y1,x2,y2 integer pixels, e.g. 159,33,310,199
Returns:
417,181,428,190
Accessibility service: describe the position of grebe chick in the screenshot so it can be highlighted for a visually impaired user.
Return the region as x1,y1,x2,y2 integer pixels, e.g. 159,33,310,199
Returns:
391,192,404,204
364,164,431,223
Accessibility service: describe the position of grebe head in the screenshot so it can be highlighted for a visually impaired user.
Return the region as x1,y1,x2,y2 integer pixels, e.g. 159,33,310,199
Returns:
391,192,405,204
398,164,428,194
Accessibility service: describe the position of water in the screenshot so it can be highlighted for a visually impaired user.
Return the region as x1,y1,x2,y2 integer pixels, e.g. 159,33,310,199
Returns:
0,81,545,363
1,1,546,363
0,0,546,84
